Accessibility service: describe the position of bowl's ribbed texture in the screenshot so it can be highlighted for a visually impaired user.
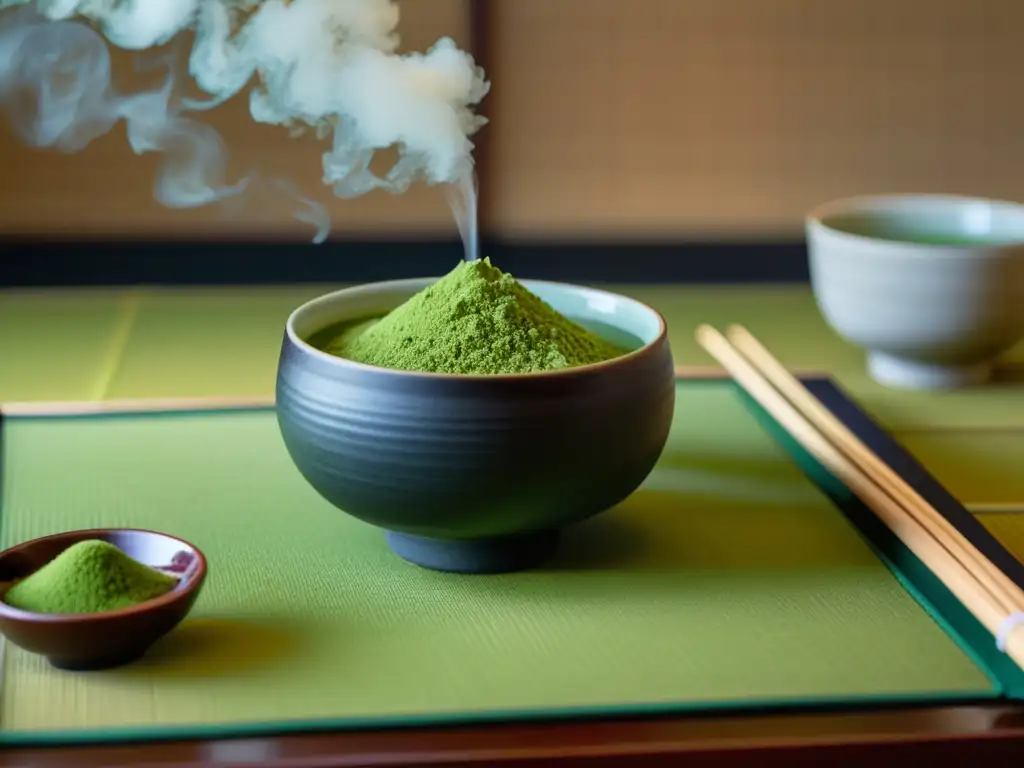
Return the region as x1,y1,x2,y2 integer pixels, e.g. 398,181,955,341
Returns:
276,316,674,543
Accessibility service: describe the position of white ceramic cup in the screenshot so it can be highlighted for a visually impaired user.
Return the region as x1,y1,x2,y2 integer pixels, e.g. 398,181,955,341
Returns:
806,194,1024,390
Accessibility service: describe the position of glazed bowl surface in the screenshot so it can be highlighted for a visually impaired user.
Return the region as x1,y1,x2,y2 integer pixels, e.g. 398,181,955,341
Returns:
276,277,675,573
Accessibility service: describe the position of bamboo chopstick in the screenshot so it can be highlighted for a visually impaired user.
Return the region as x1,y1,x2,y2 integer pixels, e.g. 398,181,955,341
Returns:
725,324,1024,619
695,324,1024,671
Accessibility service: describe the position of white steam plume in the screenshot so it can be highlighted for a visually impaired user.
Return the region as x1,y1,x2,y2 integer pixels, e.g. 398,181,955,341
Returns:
0,0,490,244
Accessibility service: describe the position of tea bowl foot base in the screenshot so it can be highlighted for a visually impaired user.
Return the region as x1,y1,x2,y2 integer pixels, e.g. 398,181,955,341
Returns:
867,352,993,390
386,529,560,574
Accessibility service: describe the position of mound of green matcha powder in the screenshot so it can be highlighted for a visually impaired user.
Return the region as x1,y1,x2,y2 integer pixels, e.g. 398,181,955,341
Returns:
3,540,179,615
322,258,626,374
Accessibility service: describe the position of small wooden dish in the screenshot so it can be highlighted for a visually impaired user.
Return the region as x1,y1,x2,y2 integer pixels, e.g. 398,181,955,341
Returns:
0,529,207,671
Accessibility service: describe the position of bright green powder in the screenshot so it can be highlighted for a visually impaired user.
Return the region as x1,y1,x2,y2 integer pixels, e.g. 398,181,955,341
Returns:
320,258,627,374
3,540,179,615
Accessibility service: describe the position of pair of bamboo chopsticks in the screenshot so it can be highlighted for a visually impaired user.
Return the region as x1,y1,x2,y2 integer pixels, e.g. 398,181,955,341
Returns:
696,324,1024,673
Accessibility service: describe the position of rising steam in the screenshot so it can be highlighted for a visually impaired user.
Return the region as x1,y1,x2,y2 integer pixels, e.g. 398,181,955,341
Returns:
0,0,490,243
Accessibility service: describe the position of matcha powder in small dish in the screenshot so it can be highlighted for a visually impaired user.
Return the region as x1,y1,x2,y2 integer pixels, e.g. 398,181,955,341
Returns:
3,540,179,615
322,258,628,375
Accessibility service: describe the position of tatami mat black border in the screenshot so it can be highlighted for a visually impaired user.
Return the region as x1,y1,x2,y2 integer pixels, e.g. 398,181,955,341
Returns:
0,238,808,287
807,378,1024,592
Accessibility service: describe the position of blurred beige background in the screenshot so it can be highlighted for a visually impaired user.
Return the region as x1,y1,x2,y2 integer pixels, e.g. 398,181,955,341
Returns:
1,0,1021,241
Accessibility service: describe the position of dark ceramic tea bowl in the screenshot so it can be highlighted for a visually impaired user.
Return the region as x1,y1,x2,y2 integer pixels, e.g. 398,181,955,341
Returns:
276,277,675,574
0,528,207,670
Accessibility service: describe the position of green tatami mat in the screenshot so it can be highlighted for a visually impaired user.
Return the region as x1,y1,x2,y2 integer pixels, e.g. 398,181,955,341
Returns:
0,382,993,743
104,286,338,399
2,284,1021,432
0,289,129,402
978,514,1024,562
895,431,1024,507
103,284,1024,430
617,284,1024,432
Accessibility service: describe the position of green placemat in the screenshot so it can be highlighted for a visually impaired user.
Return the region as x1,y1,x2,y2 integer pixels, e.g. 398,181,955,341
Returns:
0,381,994,743
0,289,129,402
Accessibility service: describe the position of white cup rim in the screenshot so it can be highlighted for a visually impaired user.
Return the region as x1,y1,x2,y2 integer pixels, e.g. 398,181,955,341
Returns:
808,192,1024,222
807,193,1024,252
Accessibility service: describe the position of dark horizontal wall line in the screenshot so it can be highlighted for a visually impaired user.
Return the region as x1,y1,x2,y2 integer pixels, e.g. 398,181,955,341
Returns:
0,238,810,287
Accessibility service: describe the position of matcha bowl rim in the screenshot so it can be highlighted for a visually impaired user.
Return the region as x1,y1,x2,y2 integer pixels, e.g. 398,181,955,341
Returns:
284,275,668,380
807,193,1024,253
0,528,207,622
